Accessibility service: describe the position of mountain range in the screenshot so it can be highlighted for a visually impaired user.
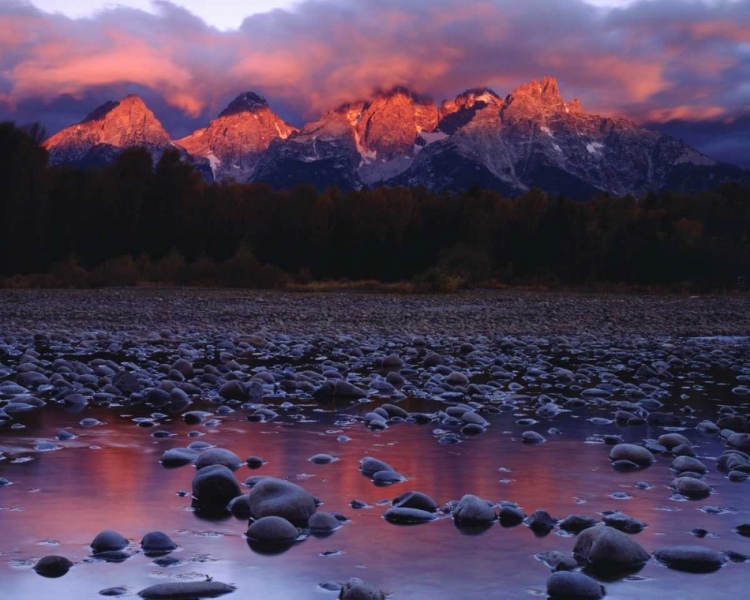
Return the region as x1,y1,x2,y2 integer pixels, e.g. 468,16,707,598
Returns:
43,77,748,200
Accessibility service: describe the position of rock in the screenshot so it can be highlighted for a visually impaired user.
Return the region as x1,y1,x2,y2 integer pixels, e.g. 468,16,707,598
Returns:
383,507,437,524
246,456,266,469
392,491,438,512
559,515,598,534
227,495,252,518
308,512,341,532
99,586,129,596
218,380,245,400
727,433,750,452
246,516,299,544
338,577,385,600
603,513,647,534
611,460,641,472
140,531,177,555
247,477,317,525
360,457,394,476
653,545,727,573
609,444,654,466
671,456,707,475
191,465,242,510
525,509,558,534
334,380,367,398
194,448,242,471
138,581,236,599
91,530,128,554
160,448,199,468
499,505,526,526
453,494,496,526
309,453,337,464
522,431,546,444
547,571,605,600
658,433,691,450
34,555,73,577
573,525,650,574
671,477,711,499
536,550,578,572
371,470,405,485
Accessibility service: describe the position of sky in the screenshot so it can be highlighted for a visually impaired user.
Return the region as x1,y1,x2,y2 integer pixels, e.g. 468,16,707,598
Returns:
1,0,749,165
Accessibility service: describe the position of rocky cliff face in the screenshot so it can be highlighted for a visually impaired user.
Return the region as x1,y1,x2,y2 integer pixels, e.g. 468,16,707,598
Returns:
393,77,742,198
174,92,296,181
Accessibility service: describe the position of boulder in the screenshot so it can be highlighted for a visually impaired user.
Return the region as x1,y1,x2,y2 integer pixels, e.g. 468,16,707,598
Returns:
602,513,647,534
671,456,707,475
308,512,341,533
338,578,385,600
559,515,598,534
573,525,649,574
160,448,199,468
247,477,316,525
138,581,236,599
360,457,394,477
191,465,241,510
547,572,605,600
671,477,711,499
453,494,496,526
392,491,438,513
34,555,73,578
609,444,655,466
383,507,437,525
140,531,177,555
195,448,242,471
91,530,128,554
246,516,298,545
653,545,727,573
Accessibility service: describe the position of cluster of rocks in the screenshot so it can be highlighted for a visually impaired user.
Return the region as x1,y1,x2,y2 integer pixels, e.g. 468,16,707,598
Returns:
2,290,750,598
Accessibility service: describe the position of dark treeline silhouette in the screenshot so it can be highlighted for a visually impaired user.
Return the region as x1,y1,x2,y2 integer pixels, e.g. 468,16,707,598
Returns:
1,122,749,290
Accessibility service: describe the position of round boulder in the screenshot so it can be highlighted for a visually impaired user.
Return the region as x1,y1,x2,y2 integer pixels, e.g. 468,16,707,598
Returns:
140,531,177,556
91,530,128,554
547,571,605,600
246,516,299,545
392,491,438,513
453,494,496,526
654,545,727,573
609,444,655,466
194,448,242,471
308,512,341,533
573,525,649,574
191,464,241,510
339,577,385,600
383,507,437,525
671,477,711,499
34,555,73,578
247,477,317,525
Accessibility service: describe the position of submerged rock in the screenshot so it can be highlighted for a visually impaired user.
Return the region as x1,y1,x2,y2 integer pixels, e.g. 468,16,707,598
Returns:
34,555,73,578
338,577,385,600
247,477,316,525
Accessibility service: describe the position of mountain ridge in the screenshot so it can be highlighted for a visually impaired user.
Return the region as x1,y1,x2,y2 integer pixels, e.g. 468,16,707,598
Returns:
42,77,748,198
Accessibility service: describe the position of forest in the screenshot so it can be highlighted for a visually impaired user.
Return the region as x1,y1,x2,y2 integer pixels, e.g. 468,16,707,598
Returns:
1,121,749,291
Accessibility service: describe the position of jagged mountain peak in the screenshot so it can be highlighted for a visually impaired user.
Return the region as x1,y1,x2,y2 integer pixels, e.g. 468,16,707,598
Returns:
218,92,270,117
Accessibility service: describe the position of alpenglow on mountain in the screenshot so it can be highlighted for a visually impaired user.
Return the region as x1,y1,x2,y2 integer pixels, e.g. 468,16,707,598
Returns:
43,77,748,199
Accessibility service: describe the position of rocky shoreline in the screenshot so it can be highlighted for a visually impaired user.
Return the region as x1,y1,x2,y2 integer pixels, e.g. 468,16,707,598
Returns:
1,288,749,337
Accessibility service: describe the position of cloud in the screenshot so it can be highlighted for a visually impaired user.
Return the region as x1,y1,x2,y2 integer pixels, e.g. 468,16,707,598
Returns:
0,0,748,161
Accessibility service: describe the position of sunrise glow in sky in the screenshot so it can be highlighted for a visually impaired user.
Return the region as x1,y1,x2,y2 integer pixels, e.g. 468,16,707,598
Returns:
1,0,749,163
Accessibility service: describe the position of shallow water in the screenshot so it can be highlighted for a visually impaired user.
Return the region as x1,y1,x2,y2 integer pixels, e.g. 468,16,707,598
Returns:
1,334,750,599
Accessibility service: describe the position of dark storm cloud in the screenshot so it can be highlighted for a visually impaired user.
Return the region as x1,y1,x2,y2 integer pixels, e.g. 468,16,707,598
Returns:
1,0,748,164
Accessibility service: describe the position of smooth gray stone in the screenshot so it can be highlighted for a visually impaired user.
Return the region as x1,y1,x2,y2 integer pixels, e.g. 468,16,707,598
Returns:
603,513,647,533
392,491,438,512
141,531,177,555
246,516,298,544
91,530,128,553
338,577,385,600
671,456,707,475
609,444,654,466
672,477,711,499
308,512,341,532
160,448,199,468
195,448,242,471
654,545,727,573
247,477,316,525
191,465,241,510
360,457,394,477
383,507,437,524
536,550,578,572
34,555,73,578
573,526,649,573
547,571,605,600
138,581,236,599
559,514,598,534
454,494,496,526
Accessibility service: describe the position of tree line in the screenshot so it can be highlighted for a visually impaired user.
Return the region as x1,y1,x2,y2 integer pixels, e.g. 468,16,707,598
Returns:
1,121,749,290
